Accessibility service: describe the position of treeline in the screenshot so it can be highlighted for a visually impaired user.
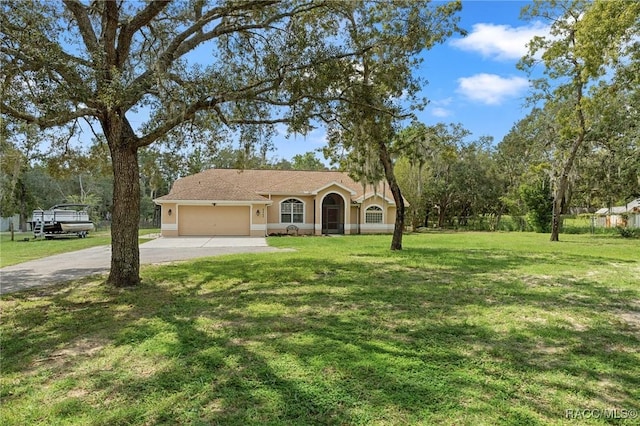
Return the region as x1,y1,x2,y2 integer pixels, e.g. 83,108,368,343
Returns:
2,101,637,234
393,105,638,232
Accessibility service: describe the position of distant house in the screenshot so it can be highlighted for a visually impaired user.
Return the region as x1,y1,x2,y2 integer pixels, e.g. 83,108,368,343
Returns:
594,198,640,228
154,169,403,237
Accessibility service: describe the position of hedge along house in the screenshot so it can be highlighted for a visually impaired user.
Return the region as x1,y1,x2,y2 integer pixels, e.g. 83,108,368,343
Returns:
154,169,402,237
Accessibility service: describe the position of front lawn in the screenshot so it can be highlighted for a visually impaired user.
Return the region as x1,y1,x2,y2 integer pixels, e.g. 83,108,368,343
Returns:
1,233,638,425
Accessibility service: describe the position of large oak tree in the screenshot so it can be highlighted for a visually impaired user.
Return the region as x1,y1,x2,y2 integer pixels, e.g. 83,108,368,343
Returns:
2,0,464,275
0,0,375,286
519,0,639,241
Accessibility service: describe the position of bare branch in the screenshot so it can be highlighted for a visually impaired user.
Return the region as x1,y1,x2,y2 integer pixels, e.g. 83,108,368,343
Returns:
0,102,100,129
116,0,170,68
62,0,100,58
102,0,118,67
83,116,103,142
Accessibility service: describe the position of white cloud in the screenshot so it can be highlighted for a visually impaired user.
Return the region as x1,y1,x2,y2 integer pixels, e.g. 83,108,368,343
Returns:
434,97,453,106
428,97,454,117
456,74,529,105
450,22,549,61
431,107,452,118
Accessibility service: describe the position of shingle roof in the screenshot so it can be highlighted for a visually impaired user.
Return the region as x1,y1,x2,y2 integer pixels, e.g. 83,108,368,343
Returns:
155,169,396,203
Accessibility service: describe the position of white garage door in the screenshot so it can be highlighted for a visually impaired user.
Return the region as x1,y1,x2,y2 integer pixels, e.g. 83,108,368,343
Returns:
178,205,250,236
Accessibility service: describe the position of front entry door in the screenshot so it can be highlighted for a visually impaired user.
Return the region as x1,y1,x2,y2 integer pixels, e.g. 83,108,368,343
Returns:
321,193,344,234
325,206,340,233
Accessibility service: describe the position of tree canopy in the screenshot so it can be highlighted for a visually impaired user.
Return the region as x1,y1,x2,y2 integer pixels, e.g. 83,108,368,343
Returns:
1,0,463,285
519,0,640,241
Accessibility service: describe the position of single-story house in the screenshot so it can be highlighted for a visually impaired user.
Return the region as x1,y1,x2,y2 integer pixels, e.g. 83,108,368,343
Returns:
154,169,402,237
594,198,640,228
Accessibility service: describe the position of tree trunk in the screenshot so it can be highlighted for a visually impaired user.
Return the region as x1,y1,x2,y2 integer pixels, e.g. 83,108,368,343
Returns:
550,139,585,241
550,186,563,241
105,115,141,287
551,65,587,241
438,202,446,228
19,180,28,232
551,134,586,241
378,141,404,250
493,205,504,232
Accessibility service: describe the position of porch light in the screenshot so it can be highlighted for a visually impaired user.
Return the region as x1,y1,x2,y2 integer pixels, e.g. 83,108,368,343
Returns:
168,209,172,216
256,209,261,216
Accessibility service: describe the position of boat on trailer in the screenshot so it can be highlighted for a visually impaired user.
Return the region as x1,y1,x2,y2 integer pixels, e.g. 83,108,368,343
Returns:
30,204,95,239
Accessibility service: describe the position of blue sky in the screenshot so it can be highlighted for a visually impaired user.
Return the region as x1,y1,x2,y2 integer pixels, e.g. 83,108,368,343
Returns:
273,0,549,162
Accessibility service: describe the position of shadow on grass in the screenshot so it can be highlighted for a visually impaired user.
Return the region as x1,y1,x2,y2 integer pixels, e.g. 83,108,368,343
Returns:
1,245,639,425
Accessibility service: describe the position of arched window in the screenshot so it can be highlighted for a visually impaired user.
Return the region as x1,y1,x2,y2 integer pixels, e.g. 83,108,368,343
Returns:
365,205,383,224
281,198,304,223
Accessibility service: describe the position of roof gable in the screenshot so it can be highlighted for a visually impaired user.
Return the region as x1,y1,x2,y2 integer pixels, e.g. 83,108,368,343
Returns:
311,181,357,196
355,192,396,205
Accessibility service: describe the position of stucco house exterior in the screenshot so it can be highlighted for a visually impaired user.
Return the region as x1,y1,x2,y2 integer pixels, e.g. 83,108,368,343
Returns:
154,169,402,237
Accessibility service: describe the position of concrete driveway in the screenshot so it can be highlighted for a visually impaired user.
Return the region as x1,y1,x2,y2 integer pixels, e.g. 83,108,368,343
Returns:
0,237,283,295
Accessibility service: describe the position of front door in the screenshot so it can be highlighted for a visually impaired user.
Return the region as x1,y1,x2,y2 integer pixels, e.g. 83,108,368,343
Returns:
326,206,340,232
322,193,344,234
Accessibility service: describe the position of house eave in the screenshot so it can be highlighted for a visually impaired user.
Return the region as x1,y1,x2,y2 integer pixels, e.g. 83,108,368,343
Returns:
154,199,273,206
255,191,317,197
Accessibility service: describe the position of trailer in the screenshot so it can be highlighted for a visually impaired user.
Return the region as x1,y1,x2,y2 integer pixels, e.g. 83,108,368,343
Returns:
30,204,95,239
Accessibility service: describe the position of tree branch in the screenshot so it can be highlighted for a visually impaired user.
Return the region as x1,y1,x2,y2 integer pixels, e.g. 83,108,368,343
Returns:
102,0,119,67
62,0,100,58
122,1,327,111
116,0,170,68
0,103,100,129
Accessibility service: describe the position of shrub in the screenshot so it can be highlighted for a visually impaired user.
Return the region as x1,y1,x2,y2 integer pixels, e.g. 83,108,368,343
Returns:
617,227,640,239
519,182,553,233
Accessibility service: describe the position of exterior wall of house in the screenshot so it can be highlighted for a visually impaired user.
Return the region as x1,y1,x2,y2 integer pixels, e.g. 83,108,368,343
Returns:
386,206,397,225
157,186,401,237
250,203,269,236
349,205,360,234
160,202,178,237
259,191,399,236
265,195,316,235
314,186,354,235
360,195,395,233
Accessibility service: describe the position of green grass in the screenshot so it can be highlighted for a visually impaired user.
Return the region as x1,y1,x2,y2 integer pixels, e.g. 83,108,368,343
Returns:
0,229,159,267
1,233,638,425
561,216,618,235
